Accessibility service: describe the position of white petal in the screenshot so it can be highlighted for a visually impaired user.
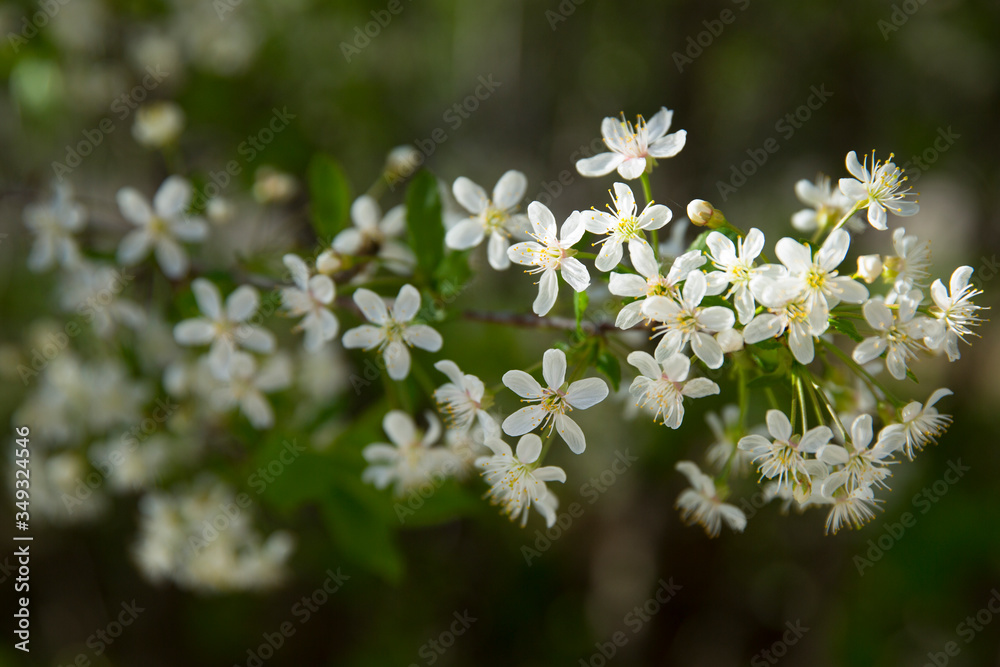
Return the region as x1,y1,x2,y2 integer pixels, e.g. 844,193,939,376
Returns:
681,378,720,399
766,409,792,442
533,269,559,316
555,414,586,454
239,327,276,353
863,300,893,331
283,254,310,290
691,332,724,369
487,232,511,271
542,348,566,389
350,195,381,229
631,241,660,279
560,257,591,293
647,130,686,158
117,230,152,265
503,370,543,399
153,176,192,219
392,284,421,322
116,188,152,226
743,314,783,344
452,177,488,214
608,272,647,297
492,170,526,210
173,318,215,346
626,351,661,380
852,337,887,365
434,360,465,387
403,324,442,351
353,288,389,325
661,352,691,382
515,433,543,463
309,275,336,304
154,238,188,278
560,212,587,247
226,285,260,322
638,204,671,231
706,232,736,265
682,270,707,307
384,341,411,380
527,201,557,241
383,410,416,448
775,238,812,273
697,306,735,332
617,157,647,180
502,405,546,436
342,325,384,349
576,152,626,177
642,295,680,322
445,219,485,250
566,377,608,409
817,229,850,271
851,414,874,449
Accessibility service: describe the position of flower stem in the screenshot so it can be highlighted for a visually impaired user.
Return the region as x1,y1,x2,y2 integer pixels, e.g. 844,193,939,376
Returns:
819,339,904,408
640,173,658,257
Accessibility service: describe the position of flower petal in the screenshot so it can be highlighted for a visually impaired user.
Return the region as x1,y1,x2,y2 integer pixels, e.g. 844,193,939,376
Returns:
503,370,543,399
492,170,526,210
452,177,489,214
555,414,586,454
566,377,608,409
353,288,389,325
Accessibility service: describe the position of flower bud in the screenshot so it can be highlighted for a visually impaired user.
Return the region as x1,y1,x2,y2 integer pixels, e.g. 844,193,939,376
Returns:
206,197,234,225
856,254,883,284
716,328,744,354
132,101,185,149
316,249,343,275
385,145,421,180
687,200,728,228
253,167,297,204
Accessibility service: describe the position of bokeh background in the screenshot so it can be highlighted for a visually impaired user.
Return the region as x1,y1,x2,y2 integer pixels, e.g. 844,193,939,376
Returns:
2,0,1000,665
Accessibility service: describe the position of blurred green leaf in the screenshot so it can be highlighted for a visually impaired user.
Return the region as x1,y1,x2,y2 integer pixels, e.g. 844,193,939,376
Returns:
574,290,589,335
405,170,445,280
596,351,621,392
829,316,864,343
308,154,352,241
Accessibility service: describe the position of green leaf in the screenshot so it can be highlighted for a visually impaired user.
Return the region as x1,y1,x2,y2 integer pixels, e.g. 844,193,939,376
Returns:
307,154,352,241
596,351,622,392
747,373,787,390
434,250,472,299
405,170,445,279
829,316,864,343
906,368,919,384
687,226,740,254
574,290,589,335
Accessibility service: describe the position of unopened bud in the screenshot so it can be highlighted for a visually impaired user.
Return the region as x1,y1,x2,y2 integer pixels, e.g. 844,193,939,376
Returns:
132,101,185,149
687,199,727,228
716,328,744,354
206,197,234,224
856,254,883,284
316,249,342,275
385,145,421,181
253,167,298,204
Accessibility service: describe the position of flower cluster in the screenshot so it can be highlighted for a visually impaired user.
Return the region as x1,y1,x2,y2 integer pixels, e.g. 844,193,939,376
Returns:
14,100,985,595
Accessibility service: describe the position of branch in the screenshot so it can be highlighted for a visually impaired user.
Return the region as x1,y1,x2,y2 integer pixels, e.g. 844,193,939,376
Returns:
461,310,619,335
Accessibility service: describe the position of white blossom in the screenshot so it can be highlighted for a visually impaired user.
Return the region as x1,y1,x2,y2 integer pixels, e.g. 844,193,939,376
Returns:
925,265,984,361
116,176,208,279
342,284,442,380
581,182,671,272
738,410,833,487
674,461,746,537
362,411,455,495
609,246,706,329
446,170,528,270
576,107,686,180
333,196,414,274
838,150,919,230
626,351,719,429
174,279,276,375
477,433,566,528
24,183,86,272
507,202,590,316
281,254,339,352
852,291,931,381
501,348,608,454
433,360,496,433
642,270,735,369
704,228,781,324
880,388,953,460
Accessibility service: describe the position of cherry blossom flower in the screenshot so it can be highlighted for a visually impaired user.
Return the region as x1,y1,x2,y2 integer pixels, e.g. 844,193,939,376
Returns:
507,202,590,316
884,227,931,303
173,279,276,375
609,246,707,329
925,265,984,361
332,195,414,274
582,182,672,271
738,410,833,487
281,254,338,353
771,229,868,335
674,461,747,537
626,351,719,429
838,150,919,230
433,360,496,433
816,414,904,492
742,289,816,364
24,183,86,272
116,176,208,279
477,433,567,528
791,175,861,233
445,170,528,270
880,388,953,460
576,107,686,180
501,348,608,454
210,352,292,429
341,284,442,380
852,291,931,381
642,270,735,369
362,411,454,495
704,228,782,324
